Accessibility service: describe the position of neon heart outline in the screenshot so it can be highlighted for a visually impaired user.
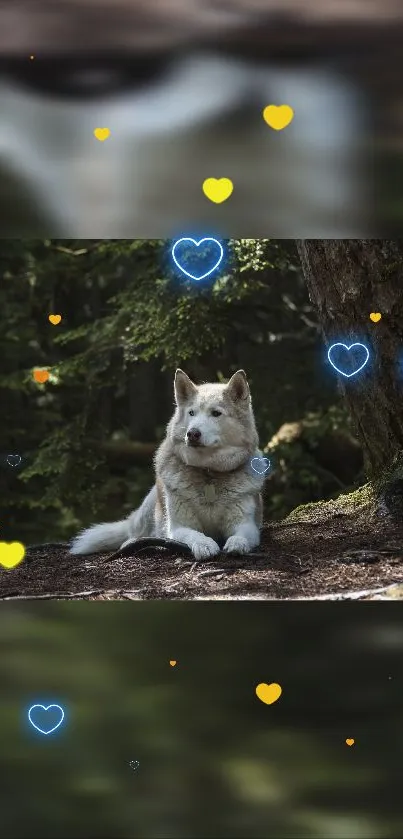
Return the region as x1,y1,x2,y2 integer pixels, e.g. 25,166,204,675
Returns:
327,342,370,378
172,237,224,281
6,454,21,467
251,457,271,475
28,704,65,735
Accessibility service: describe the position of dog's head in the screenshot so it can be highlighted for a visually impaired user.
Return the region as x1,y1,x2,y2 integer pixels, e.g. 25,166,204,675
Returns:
171,369,259,471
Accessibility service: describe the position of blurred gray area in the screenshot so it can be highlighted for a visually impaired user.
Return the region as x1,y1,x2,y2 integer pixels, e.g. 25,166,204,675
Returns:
1,602,403,838
0,56,368,237
3,1,403,236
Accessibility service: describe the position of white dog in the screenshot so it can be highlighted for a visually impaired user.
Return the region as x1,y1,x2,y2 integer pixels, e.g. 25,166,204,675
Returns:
70,369,266,560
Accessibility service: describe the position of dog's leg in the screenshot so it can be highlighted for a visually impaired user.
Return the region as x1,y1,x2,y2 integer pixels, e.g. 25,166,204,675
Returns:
165,497,220,560
223,521,260,555
168,525,220,561
222,494,262,555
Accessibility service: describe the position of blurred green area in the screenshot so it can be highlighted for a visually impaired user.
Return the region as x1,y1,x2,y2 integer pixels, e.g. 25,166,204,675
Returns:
0,603,403,838
0,239,362,544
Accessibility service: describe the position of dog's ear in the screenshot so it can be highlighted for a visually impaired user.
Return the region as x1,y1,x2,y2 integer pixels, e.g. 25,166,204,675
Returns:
174,369,198,405
225,370,250,402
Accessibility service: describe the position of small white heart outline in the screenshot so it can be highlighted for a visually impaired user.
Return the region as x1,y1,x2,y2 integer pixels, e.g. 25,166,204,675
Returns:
251,457,271,475
6,454,21,467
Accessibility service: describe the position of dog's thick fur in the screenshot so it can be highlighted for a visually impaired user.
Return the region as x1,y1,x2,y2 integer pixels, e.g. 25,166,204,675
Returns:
70,369,266,560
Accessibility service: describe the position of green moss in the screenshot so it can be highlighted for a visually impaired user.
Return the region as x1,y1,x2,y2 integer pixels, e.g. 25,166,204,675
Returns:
285,501,322,522
284,484,374,524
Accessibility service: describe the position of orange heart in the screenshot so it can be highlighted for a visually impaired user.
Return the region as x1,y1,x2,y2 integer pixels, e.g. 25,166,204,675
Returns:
49,314,61,325
169,660,177,667
33,369,50,383
345,738,355,746
370,312,381,322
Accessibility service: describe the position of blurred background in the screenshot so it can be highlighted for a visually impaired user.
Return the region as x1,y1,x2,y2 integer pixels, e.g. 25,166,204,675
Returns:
1,0,403,236
1,601,403,838
0,238,366,546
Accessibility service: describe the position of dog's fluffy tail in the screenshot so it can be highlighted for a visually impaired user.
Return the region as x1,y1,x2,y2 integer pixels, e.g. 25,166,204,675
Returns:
69,518,130,555
69,486,157,555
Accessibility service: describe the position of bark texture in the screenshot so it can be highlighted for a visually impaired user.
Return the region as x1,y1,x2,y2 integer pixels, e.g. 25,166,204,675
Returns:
296,239,403,478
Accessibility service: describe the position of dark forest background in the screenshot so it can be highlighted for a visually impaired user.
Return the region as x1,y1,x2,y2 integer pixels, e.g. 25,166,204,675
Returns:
0,239,364,545
1,602,403,839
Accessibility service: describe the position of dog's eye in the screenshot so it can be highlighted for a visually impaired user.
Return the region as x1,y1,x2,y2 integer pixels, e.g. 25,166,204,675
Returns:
189,409,195,416
211,410,222,417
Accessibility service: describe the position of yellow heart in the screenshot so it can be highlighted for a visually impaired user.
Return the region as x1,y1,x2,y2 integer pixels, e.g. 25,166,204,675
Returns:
169,660,177,667
94,128,111,142
370,312,382,322
263,105,294,131
346,738,355,746
202,178,233,204
49,314,61,325
255,682,282,704
0,541,25,569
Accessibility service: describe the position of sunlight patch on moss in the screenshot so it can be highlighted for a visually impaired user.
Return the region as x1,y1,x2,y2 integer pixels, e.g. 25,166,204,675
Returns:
285,484,374,524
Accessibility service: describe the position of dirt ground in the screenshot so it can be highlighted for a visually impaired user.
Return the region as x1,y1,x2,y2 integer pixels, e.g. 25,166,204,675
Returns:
2,490,403,601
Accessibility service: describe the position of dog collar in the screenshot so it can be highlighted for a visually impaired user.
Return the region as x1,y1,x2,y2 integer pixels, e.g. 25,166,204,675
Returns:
202,451,261,479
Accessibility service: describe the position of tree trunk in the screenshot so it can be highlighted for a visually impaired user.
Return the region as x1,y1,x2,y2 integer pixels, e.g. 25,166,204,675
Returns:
296,239,403,479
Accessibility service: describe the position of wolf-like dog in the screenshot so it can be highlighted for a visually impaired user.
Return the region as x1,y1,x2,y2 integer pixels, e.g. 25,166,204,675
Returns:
69,369,266,560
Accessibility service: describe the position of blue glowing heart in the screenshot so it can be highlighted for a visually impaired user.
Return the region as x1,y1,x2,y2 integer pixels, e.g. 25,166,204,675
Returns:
251,457,271,475
172,237,223,281
327,343,370,378
28,704,65,735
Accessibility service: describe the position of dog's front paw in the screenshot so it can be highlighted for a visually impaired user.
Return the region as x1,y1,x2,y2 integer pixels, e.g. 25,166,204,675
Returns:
223,535,252,555
191,536,220,560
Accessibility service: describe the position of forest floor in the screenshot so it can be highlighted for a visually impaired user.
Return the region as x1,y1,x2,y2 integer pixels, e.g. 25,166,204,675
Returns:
2,488,403,601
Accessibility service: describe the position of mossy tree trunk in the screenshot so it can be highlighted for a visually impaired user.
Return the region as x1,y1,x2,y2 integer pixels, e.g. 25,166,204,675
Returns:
296,239,403,480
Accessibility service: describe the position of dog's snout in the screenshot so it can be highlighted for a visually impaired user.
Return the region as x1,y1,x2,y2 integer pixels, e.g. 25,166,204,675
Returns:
187,428,201,445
